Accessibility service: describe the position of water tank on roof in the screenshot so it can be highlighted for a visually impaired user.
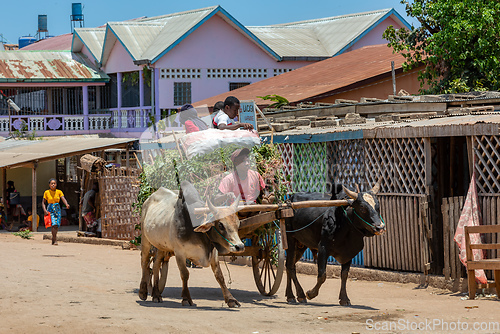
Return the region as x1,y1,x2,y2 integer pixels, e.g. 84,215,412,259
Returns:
18,36,37,49
72,3,84,21
38,15,48,32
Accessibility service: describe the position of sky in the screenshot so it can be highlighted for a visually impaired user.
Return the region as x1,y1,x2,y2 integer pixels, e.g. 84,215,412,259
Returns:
0,0,418,44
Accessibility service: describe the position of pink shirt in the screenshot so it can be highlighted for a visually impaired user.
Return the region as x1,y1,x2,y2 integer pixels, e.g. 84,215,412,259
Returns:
184,120,199,134
219,170,265,203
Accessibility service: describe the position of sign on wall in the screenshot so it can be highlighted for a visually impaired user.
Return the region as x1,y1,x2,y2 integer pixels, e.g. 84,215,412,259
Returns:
239,100,257,132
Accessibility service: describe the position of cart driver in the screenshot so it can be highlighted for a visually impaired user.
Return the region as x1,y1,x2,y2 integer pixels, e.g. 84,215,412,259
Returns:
218,148,266,205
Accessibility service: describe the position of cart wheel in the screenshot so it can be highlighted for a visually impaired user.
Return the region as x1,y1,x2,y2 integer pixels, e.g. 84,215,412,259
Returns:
252,228,285,296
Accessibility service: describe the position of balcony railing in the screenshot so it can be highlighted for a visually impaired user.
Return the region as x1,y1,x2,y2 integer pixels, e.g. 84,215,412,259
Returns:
0,106,182,135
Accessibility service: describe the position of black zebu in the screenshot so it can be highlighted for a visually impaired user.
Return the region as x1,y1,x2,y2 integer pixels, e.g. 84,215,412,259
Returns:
285,181,385,305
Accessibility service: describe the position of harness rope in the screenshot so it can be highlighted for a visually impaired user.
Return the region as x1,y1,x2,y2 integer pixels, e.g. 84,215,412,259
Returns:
213,225,236,247
284,210,326,233
342,206,385,234
284,202,385,235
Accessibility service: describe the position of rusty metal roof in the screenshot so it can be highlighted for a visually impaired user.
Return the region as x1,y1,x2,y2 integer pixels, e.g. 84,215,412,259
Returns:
21,33,73,51
259,113,500,144
0,137,136,169
0,50,108,83
194,44,407,107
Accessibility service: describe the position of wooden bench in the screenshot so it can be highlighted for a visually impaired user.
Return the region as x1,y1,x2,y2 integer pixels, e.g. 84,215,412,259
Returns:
464,224,500,299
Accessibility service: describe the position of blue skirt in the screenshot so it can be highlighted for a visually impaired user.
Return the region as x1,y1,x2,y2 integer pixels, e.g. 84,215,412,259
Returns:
47,203,61,227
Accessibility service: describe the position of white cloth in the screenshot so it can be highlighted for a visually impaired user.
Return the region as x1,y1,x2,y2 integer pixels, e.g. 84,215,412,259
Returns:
179,128,260,159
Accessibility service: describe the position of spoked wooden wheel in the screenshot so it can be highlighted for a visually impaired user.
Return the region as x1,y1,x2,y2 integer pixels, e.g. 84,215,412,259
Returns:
252,228,285,296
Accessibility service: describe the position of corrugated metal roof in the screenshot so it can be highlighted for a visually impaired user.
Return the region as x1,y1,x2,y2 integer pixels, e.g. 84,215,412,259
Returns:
21,33,73,51
247,27,329,58
249,9,394,57
139,9,213,61
0,137,136,169
194,44,407,107
259,114,500,143
0,51,108,82
108,22,166,61
72,28,106,63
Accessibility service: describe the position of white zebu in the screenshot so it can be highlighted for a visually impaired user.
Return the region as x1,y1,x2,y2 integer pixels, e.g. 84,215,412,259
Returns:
138,181,244,307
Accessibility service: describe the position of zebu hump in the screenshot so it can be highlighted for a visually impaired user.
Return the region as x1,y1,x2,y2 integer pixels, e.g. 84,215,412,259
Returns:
142,187,179,222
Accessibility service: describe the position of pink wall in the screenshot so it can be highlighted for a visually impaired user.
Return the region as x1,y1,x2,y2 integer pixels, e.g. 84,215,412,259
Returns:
155,14,312,108
344,16,402,53
96,13,406,111
103,38,141,73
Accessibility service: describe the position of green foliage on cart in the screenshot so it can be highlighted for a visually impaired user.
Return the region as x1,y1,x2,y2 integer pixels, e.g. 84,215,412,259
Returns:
131,143,289,246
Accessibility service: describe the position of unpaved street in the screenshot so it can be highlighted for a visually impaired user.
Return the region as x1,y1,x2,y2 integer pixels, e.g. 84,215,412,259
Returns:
0,231,499,334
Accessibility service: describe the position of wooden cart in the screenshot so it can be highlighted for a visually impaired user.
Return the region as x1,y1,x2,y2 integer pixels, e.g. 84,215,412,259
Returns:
194,199,348,296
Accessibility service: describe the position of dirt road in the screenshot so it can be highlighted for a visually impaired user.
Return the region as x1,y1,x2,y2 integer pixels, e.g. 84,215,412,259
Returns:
0,231,498,334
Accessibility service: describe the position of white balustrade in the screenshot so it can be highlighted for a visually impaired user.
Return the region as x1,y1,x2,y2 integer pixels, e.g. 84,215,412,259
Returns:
64,116,85,130
30,117,45,132
89,116,111,130
0,119,9,132
121,110,127,128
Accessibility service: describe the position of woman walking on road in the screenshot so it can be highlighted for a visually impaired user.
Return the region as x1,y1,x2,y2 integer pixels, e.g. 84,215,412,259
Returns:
42,178,70,245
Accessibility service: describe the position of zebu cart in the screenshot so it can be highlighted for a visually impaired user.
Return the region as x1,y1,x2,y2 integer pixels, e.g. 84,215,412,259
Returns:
194,199,349,296
152,128,350,295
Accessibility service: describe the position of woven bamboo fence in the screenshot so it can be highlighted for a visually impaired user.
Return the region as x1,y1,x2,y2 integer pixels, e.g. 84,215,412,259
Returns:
473,134,500,279
99,166,141,240
278,138,430,272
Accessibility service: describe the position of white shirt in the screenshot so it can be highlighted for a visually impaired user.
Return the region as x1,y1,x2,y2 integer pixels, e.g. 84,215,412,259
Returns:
213,110,233,128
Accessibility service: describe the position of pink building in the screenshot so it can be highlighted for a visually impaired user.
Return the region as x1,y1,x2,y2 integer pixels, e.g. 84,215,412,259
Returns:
0,6,410,137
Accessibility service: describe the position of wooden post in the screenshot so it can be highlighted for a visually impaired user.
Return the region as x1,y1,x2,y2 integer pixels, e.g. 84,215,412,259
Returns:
32,162,37,232
466,136,474,178
126,146,130,171
2,168,6,210
391,61,396,96
279,218,288,250
422,137,433,275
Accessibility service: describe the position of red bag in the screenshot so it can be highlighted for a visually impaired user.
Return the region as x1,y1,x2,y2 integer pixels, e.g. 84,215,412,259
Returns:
44,214,52,228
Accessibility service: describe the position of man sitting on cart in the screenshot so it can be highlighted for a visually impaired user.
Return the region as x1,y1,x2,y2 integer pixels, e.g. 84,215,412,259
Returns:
218,148,266,205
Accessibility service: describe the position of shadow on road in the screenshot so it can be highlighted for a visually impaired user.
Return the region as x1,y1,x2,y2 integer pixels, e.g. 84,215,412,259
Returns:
132,286,280,308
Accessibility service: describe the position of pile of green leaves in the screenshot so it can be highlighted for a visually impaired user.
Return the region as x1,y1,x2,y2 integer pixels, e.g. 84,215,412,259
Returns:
13,230,33,239
132,144,288,245
384,0,500,94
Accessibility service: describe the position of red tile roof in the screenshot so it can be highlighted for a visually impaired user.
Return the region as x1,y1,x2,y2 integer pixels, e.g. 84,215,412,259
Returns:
194,44,408,107
21,33,73,51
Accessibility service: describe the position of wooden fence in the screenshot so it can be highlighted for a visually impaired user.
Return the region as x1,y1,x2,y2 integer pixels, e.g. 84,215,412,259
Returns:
479,196,500,266
365,195,425,272
441,196,465,280
99,167,141,240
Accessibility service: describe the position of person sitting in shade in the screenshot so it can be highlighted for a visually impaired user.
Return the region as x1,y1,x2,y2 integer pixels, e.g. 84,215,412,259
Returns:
178,104,208,134
19,208,39,232
218,148,266,205
212,96,253,131
82,182,101,237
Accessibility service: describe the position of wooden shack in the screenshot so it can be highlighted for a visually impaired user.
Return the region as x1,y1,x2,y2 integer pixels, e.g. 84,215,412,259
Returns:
79,154,141,240
261,93,500,281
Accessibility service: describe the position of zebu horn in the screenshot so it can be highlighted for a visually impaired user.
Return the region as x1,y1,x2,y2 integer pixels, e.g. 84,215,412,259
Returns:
371,178,382,194
356,184,361,193
231,195,241,211
342,185,358,200
207,196,217,212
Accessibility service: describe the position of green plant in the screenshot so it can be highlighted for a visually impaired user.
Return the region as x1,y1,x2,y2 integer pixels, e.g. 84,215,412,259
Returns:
384,0,500,93
13,229,33,239
257,94,290,109
132,144,289,245
11,120,39,140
